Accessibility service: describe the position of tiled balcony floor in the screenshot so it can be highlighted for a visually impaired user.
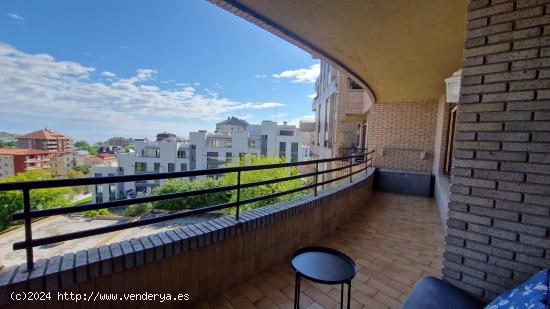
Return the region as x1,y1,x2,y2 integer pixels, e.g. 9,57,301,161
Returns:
199,192,445,309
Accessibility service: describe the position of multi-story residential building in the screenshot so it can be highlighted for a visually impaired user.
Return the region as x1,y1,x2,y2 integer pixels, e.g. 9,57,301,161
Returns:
190,120,309,171
51,153,117,177
92,119,310,202
298,119,315,159
0,149,51,178
50,152,80,177
92,141,190,202
16,128,73,153
311,60,374,159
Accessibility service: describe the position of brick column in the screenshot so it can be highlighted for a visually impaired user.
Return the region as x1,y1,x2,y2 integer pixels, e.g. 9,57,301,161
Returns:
443,0,550,302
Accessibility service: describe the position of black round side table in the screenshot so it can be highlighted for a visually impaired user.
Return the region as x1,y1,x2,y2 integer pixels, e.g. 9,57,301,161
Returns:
291,247,357,309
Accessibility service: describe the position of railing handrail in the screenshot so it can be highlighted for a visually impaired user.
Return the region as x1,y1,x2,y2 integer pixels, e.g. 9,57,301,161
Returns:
3,151,374,271
0,151,374,191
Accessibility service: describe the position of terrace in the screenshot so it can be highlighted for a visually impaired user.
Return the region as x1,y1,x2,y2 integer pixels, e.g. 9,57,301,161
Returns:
1,0,550,308
200,192,443,309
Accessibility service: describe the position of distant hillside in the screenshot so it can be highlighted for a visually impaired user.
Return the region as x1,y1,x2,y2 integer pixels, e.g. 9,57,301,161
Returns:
0,132,19,142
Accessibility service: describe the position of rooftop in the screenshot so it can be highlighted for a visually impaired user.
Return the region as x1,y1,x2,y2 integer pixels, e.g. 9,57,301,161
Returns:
217,116,250,127
17,129,71,140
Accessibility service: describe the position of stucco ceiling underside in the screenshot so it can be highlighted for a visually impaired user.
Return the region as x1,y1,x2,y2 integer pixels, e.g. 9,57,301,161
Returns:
213,0,468,103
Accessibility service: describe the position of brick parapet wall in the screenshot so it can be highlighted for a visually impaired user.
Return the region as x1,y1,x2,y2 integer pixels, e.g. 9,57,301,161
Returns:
0,174,374,308
367,101,439,172
443,0,550,302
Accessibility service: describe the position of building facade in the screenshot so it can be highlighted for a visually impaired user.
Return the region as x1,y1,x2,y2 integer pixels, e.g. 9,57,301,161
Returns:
0,149,51,178
16,128,73,153
312,60,373,159
92,119,310,203
50,152,81,177
92,140,190,202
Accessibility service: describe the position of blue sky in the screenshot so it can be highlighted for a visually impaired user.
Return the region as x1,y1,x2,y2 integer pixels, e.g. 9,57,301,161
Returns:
0,0,318,143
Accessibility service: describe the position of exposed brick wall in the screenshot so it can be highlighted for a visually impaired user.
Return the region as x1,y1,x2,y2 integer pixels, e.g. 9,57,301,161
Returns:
367,101,438,172
443,0,550,302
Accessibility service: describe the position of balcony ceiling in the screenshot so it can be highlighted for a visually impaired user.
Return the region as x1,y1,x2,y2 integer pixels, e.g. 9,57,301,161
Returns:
213,0,467,103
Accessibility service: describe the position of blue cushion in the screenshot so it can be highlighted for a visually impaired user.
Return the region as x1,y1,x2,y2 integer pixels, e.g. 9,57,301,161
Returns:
402,276,484,309
485,269,549,309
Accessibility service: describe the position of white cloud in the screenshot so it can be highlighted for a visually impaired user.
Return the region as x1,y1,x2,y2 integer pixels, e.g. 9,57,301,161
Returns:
270,112,289,120
236,113,253,121
255,74,267,78
273,64,320,84
7,13,25,25
101,71,116,78
0,43,284,140
307,93,316,99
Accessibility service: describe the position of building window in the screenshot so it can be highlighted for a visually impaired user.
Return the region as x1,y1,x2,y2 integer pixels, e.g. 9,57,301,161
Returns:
348,78,363,90
317,102,324,146
142,148,160,158
135,162,147,172
291,142,299,162
109,184,116,201
207,152,218,169
212,139,220,147
226,152,232,163
225,139,232,147
279,142,286,159
177,149,186,158
154,162,161,173
324,97,330,148
279,130,294,136
180,163,188,172
248,140,256,148
168,163,175,172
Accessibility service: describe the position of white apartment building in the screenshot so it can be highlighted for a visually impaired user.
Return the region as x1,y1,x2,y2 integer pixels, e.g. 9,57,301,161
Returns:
190,120,309,171
91,119,310,203
92,141,190,202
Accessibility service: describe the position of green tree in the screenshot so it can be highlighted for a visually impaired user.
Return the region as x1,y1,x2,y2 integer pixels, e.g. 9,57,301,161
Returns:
219,156,308,214
74,140,99,155
74,140,90,150
0,140,16,148
152,177,230,211
149,156,308,214
0,170,72,230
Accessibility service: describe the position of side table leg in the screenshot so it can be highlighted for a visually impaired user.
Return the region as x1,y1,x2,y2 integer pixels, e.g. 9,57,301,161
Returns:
294,273,301,309
347,281,351,309
340,283,344,309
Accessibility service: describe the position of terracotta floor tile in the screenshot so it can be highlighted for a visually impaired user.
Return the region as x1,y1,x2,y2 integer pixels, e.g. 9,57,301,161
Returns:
204,192,444,308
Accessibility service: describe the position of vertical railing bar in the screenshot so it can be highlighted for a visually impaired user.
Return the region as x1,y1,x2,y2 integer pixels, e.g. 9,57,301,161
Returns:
22,188,34,271
365,152,368,174
314,162,319,197
236,170,241,220
348,157,353,183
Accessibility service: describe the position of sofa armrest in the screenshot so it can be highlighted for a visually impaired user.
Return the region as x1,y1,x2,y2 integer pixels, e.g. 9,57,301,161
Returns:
402,276,484,309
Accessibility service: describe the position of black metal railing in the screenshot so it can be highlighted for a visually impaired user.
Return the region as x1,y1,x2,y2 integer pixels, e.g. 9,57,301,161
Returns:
0,151,374,271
